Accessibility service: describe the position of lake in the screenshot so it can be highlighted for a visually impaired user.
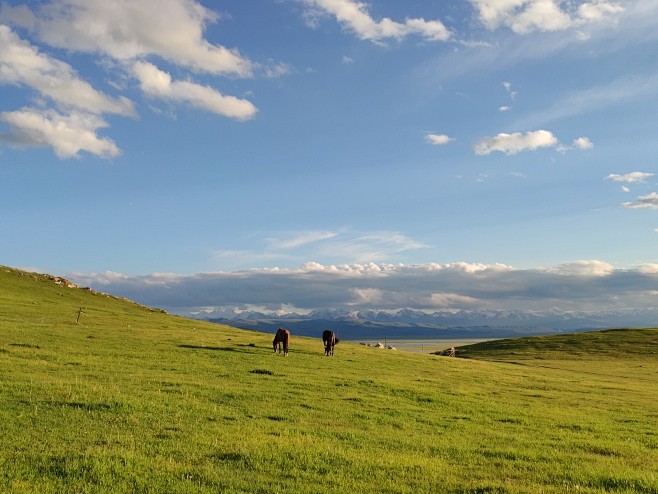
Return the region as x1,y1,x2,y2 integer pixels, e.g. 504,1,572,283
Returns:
353,338,495,353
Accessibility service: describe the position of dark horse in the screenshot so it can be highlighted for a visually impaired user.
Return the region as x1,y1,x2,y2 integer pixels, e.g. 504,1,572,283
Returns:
273,328,290,356
322,330,339,356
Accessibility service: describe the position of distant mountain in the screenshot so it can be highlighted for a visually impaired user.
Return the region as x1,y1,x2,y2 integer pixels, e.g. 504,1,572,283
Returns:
198,307,658,340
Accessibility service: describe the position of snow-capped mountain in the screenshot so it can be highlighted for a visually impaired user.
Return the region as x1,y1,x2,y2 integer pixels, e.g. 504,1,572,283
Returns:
195,306,658,339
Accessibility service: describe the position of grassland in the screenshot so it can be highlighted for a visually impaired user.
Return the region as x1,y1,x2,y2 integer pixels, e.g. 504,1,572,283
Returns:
1,266,657,493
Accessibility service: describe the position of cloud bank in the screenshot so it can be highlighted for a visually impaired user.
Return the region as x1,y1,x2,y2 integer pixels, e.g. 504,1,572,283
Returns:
69,260,658,316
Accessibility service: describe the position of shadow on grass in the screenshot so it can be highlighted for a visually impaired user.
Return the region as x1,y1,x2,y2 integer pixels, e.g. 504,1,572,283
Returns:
178,343,266,353
30,400,130,412
178,344,238,352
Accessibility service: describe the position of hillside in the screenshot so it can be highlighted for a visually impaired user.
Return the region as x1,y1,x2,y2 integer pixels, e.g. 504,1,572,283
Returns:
451,327,658,361
1,266,657,493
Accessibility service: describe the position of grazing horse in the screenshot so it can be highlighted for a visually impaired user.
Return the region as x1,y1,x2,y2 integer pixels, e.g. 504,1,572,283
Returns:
322,330,339,356
273,328,290,356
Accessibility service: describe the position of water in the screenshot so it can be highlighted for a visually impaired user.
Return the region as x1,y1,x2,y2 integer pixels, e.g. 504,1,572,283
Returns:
355,338,494,353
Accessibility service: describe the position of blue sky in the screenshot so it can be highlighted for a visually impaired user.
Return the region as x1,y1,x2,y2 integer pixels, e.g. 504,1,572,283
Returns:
2,0,657,317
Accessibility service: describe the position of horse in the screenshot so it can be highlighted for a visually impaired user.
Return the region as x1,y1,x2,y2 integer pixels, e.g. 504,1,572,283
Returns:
322,330,339,356
273,328,290,356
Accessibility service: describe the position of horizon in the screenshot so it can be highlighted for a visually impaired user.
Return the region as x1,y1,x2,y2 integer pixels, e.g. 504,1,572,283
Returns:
2,1,657,319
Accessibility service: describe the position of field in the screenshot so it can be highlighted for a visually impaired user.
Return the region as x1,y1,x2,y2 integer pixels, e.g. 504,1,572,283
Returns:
1,266,657,493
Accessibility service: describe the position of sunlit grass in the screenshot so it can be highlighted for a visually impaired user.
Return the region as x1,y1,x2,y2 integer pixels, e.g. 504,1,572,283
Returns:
1,266,657,493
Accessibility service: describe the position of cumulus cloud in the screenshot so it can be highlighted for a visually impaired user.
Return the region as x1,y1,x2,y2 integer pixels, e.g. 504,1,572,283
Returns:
425,133,454,145
0,108,120,158
0,0,261,158
132,62,257,120
572,136,593,149
546,259,614,277
622,192,658,209
471,0,624,34
300,0,450,43
69,260,658,316
474,129,558,155
0,25,133,157
605,172,654,183
638,263,658,274
0,26,135,116
1,0,254,76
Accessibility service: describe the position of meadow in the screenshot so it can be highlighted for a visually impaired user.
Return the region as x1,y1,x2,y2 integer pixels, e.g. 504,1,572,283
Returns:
1,266,657,493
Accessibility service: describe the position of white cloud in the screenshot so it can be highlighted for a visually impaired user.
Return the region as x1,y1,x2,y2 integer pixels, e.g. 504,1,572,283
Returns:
578,0,625,22
0,26,135,116
474,129,558,155
0,108,120,158
345,232,427,258
0,1,262,158
638,263,658,274
300,0,450,43
425,133,453,145
572,136,593,149
212,230,428,271
263,60,292,79
132,62,257,120
350,287,385,305
499,105,512,112
272,231,339,250
605,172,654,183
429,292,480,308
622,192,658,209
2,0,254,77
443,262,514,275
547,259,614,277
471,0,624,34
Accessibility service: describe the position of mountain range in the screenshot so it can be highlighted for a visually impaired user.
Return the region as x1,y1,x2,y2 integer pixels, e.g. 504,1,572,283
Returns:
197,307,658,340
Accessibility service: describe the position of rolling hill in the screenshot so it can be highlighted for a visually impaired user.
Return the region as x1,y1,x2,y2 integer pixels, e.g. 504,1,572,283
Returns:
1,265,657,493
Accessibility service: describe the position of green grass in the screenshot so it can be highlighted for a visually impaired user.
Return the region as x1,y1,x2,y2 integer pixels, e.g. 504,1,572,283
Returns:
1,266,657,493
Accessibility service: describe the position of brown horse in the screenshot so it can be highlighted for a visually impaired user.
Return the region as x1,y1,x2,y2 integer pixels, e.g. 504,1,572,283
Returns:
322,330,339,356
273,328,290,356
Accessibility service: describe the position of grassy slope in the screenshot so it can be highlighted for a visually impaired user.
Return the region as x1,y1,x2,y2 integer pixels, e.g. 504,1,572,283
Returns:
455,329,658,361
1,266,657,493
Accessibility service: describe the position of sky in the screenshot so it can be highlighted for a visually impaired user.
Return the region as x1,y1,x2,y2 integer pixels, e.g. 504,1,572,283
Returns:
1,0,657,318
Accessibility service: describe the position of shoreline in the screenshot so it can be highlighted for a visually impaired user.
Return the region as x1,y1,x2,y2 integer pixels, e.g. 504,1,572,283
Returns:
351,338,496,353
